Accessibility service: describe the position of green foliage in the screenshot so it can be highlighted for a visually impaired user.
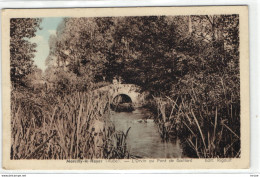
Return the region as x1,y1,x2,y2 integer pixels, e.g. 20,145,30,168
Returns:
10,18,42,87
46,17,115,86
24,68,45,92
23,15,238,97
45,16,192,91
108,16,187,93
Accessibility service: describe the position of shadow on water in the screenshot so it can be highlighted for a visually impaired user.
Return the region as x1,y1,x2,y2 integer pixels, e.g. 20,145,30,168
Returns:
110,94,134,112
109,108,183,158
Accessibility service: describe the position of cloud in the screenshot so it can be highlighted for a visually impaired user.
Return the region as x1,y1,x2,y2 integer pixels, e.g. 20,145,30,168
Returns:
30,35,44,43
29,35,49,71
48,30,57,35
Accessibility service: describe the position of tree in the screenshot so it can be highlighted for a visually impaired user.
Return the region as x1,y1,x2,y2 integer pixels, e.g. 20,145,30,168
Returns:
46,17,116,91
45,34,58,67
10,18,42,87
109,16,190,94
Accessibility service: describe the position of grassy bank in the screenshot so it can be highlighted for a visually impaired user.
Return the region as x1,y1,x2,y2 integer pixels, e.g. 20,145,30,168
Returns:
145,77,240,158
11,88,130,159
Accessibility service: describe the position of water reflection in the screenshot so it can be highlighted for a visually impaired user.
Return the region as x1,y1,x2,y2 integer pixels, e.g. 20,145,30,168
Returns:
109,108,182,158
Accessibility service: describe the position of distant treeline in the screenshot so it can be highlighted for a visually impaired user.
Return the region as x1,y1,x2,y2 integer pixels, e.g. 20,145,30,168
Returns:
10,16,239,95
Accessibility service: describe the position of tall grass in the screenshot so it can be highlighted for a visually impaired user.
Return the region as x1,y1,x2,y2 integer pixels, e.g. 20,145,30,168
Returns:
152,78,240,158
11,89,130,159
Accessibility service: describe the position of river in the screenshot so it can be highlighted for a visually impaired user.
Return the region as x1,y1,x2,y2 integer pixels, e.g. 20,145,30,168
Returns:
109,108,183,158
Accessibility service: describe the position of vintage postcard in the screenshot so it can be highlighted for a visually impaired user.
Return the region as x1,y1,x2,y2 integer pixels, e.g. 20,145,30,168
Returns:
2,6,249,170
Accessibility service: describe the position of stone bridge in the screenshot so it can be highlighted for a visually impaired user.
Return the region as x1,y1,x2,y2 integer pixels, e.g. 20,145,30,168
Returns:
94,83,148,107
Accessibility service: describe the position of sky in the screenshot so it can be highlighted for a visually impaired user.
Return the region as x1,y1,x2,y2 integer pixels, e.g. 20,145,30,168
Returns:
30,17,63,71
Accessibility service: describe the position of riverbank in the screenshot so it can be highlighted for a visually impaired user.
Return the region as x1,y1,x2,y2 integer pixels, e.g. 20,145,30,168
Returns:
142,94,240,158
11,89,130,159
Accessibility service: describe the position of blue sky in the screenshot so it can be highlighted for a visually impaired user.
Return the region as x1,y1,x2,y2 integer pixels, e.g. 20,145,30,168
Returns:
30,17,63,71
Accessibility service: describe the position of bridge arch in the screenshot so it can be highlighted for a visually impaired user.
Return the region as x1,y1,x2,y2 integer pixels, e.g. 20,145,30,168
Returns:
112,94,132,104
95,83,148,107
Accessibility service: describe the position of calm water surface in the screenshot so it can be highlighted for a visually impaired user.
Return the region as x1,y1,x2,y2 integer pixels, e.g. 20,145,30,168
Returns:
109,108,183,158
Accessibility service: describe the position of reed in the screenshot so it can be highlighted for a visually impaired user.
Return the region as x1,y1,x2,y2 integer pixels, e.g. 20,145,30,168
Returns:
11,89,130,159
152,78,240,158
